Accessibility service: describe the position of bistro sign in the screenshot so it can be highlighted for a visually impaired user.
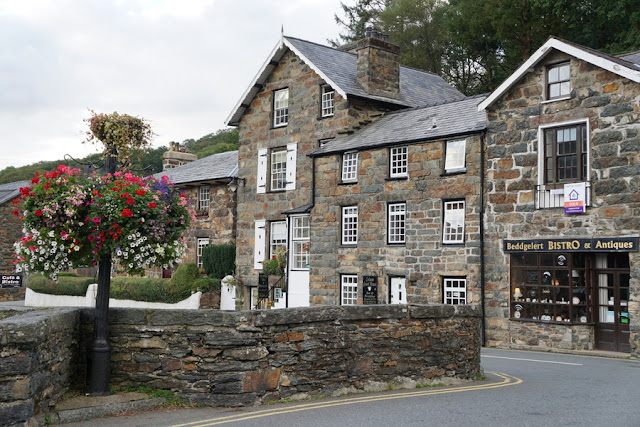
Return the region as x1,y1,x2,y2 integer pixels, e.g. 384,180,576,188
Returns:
504,237,638,253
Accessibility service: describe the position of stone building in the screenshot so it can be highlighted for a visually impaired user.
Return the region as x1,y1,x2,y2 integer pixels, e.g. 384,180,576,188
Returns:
154,149,238,277
0,180,29,300
309,95,486,307
479,37,640,354
225,32,463,309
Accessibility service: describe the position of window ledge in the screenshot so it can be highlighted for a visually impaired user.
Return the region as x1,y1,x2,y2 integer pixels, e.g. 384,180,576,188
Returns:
441,168,467,177
442,242,465,246
339,180,357,186
318,114,334,120
541,96,571,104
385,176,408,181
271,124,288,129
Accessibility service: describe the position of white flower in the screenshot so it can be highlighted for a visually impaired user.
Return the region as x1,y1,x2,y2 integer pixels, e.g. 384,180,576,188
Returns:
48,231,55,237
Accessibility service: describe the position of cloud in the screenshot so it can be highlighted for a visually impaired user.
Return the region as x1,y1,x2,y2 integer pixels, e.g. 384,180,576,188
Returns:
0,0,345,171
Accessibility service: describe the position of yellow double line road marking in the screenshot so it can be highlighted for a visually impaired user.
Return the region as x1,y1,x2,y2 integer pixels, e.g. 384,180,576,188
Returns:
173,372,522,426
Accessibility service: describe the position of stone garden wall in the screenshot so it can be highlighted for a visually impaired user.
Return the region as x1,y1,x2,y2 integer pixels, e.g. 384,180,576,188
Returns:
0,308,80,426
81,304,481,407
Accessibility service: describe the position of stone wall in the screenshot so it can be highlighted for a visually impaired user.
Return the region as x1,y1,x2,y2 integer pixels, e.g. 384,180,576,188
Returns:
0,201,22,275
235,48,400,302
80,304,481,407
311,135,483,306
484,50,640,353
0,308,80,426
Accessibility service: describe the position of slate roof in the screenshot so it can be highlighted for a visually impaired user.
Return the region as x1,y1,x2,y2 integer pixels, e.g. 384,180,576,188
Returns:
226,36,464,125
153,151,238,185
311,95,487,157
0,180,29,205
620,51,640,66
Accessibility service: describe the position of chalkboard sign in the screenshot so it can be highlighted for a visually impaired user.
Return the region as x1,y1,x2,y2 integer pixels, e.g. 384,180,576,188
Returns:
363,276,378,304
1,274,22,288
258,274,269,299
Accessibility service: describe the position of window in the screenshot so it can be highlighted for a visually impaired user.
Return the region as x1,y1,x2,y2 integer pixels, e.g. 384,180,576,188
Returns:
388,203,406,244
341,206,358,245
269,221,287,259
270,149,287,191
291,215,310,270
321,85,334,117
273,88,289,127
509,252,593,323
444,139,466,172
547,62,570,99
198,185,210,211
544,123,587,184
443,200,465,244
196,238,209,269
342,152,358,182
341,275,358,305
390,146,408,178
443,278,467,305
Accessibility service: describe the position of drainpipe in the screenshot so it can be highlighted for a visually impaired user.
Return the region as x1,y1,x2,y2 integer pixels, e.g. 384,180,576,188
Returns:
480,130,487,347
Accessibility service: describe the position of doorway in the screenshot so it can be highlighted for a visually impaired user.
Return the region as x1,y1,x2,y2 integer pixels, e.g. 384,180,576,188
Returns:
389,277,407,304
594,253,630,353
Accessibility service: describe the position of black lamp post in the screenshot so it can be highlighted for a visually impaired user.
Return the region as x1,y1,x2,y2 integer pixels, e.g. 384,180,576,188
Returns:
86,146,117,395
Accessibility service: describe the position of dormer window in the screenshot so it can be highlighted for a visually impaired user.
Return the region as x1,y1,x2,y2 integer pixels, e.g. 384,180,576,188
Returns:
273,88,289,127
321,85,334,117
547,62,570,99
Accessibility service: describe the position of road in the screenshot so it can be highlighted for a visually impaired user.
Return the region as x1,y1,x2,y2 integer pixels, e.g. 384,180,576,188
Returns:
63,349,640,426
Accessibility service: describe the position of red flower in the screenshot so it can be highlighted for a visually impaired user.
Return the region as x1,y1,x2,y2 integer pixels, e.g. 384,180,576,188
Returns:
126,197,135,205
31,176,40,184
121,208,133,218
13,209,19,216
148,202,157,208
135,189,145,196
34,210,43,216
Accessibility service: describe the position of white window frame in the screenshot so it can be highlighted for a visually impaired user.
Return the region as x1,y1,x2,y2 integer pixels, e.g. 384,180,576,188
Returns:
196,238,209,269
269,221,287,259
291,215,310,270
321,85,335,117
273,88,289,127
341,275,358,305
270,149,287,191
198,185,210,211
445,139,466,172
341,206,358,245
390,146,408,178
443,200,465,244
387,202,406,244
443,277,467,305
547,62,571,100
342,152,358,182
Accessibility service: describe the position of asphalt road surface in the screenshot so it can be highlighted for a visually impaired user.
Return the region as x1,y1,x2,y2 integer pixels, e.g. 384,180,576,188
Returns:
63,348,640,427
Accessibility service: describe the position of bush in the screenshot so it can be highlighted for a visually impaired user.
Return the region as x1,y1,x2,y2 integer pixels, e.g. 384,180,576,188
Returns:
202,243,236,279
28,274,95,296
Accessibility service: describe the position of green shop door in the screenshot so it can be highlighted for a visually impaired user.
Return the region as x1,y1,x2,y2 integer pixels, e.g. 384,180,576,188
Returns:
594,254,630,353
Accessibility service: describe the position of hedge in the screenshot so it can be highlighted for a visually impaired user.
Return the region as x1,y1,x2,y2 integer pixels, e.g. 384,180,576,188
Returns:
27,264,221,304
202,243,236,279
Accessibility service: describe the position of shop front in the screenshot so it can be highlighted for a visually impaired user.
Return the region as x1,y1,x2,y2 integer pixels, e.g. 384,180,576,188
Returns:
506,237,637,353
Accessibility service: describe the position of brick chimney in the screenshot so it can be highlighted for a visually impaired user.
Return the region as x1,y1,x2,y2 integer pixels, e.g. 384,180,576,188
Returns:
162,142,197,171
342,28,401,100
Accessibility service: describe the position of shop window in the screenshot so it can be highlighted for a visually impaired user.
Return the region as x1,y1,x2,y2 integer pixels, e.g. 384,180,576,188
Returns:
389,146,408,178
510,252,592,323
273,88,289,127
443,277,467,305
546,62,570,100
342,152,358,182
321,85,334,117
341,274,358,305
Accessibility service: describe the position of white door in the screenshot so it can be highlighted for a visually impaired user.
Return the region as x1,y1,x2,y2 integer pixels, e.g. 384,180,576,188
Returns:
390,277,407,304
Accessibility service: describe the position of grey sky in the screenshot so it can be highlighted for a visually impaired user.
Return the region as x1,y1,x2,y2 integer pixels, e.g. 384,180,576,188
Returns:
0,0,345,171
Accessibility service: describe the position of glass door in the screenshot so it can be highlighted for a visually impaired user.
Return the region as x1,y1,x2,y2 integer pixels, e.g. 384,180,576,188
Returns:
595,254,630,353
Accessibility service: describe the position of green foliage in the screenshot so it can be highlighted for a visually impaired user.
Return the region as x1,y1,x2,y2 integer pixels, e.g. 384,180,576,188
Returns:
182,128,239,159
202,243,236,279
28,274,94,296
